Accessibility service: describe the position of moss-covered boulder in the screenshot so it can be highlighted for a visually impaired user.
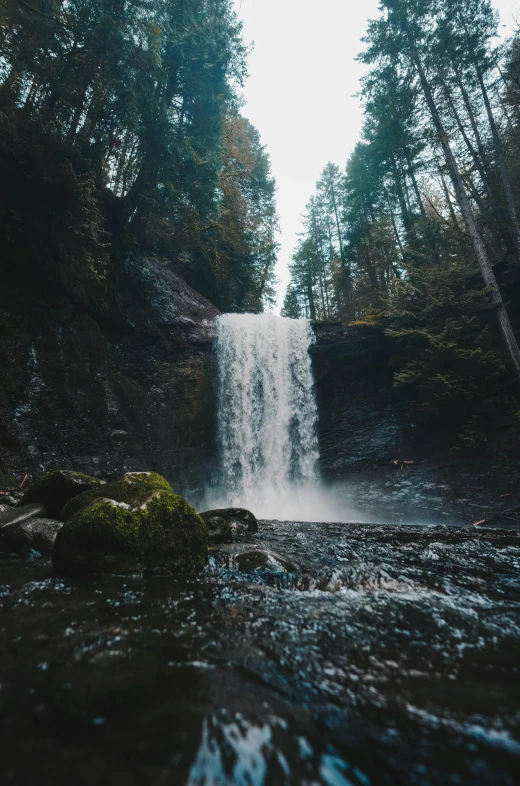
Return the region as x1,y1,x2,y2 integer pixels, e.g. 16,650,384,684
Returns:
22,470,105,519
53,472,207,576
61,471,171,519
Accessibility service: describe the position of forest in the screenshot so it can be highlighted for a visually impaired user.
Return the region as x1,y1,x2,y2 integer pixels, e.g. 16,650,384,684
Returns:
0,0,278,312
283,0,520,447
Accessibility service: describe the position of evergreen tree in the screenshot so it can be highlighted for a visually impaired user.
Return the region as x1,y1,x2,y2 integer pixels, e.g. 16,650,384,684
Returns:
0,0,277,311
283,0,520,445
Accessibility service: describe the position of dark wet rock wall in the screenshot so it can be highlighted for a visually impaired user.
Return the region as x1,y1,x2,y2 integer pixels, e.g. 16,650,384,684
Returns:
311,323,401,477
0,255,219,495
310,323,520,525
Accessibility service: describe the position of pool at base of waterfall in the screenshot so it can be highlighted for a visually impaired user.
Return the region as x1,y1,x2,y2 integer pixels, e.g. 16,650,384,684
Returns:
1,520,519,786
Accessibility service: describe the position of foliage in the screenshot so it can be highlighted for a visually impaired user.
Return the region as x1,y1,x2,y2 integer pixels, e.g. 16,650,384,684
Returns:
0,0,278,310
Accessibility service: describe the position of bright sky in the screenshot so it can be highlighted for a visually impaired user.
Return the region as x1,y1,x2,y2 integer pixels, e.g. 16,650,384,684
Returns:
233,0,520,311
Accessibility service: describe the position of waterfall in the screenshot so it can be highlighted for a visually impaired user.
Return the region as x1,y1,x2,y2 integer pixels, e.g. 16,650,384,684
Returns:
210,313,323,520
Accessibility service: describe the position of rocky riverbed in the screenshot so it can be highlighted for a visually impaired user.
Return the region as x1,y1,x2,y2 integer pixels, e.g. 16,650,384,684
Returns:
1,519,519,785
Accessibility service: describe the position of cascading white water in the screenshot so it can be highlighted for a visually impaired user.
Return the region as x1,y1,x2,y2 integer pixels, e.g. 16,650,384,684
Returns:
208,312,329,520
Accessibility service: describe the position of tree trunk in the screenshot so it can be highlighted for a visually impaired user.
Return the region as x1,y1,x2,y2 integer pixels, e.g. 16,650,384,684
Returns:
443,82,498,210
405,149,425,217
329,184,345,264
437,160,459,226
362,229,381,293
386,194,406,264
390,152,413,235
413,52,520,379
306,277,316,321
399,154,417,232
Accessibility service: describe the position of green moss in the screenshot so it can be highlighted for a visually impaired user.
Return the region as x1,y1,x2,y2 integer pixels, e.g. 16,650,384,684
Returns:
22,469,105,518
61,472,172,520
347,314,383,329
53,486,208,576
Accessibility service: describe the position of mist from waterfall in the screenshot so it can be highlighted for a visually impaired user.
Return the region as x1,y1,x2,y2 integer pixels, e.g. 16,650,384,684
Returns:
206,313,354,521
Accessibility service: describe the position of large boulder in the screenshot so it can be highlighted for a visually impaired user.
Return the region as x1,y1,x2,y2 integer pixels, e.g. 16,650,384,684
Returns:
53,472,208,576
0,517,63,556
200,508,258,535
22,470,105,519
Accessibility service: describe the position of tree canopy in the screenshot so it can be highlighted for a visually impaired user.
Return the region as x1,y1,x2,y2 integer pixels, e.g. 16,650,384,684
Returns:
0,0,278,311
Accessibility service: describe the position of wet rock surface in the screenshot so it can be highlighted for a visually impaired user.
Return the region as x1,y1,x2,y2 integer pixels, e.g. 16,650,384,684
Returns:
202,514,233,544
0,520,519,785
333,459,520,527
21,470,105,518
201,507,258,533
0,254,219,493
53,473,208,577
0,502,47,528
311,324,400,475
310,323,520,524
231,547,297,573
0,516,62,555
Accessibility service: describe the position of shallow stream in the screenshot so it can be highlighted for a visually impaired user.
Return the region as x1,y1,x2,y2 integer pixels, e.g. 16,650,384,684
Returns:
1,521,519,785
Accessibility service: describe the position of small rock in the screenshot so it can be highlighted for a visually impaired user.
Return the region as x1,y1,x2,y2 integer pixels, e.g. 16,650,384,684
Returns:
0,517,63,556
0,503,47,529
234,549,297,573
200,508,258,534
204,515,233,544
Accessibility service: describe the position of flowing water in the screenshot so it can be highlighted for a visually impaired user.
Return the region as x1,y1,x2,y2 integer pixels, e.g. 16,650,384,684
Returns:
207,313,349,521
1,523,520,785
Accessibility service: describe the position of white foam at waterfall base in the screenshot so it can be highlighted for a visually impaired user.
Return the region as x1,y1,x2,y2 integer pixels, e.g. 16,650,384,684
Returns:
203,313,359,522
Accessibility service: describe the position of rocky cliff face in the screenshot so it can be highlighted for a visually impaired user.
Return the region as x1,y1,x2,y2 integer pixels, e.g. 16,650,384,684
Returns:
311,324,401,478
310,323,520,525
0,255,219,495
2,286,518,526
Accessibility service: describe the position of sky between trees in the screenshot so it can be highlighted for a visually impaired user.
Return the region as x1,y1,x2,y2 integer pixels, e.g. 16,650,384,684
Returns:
234,0,520,311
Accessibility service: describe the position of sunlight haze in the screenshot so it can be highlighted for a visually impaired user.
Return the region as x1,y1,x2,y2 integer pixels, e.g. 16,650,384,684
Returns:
234,0,520,310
